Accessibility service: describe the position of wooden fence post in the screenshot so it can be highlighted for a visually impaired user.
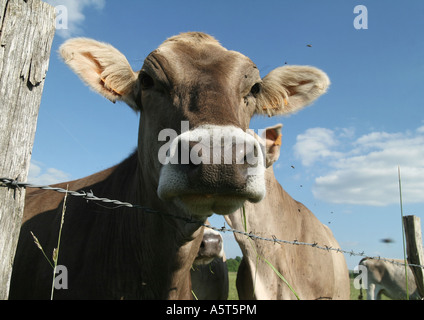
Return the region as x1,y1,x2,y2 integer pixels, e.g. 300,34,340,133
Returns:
0,0,55,299
403,215,424,298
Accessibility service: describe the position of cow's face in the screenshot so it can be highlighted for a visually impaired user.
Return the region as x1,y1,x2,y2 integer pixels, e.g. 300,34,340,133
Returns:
194,227,224,266
60,32,329,218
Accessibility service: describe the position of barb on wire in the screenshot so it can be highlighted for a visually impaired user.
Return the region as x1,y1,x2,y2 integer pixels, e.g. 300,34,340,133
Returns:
1,177,424,270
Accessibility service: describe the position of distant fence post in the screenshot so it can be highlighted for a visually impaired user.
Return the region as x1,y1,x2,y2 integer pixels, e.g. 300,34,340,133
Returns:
0,0,55,299
403,215,424,298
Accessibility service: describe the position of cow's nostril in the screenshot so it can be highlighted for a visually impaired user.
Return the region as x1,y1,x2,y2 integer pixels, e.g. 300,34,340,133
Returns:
243,142,259,166
233,143,247,164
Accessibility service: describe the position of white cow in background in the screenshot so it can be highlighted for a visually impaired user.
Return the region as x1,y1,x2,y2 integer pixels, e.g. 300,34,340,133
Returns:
358,257,422,300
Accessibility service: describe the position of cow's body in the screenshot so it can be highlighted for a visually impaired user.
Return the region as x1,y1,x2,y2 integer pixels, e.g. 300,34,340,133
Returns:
10,32,331,299
358,258,421,300
11,153,204,299
191,258,228,300
225,132,350,299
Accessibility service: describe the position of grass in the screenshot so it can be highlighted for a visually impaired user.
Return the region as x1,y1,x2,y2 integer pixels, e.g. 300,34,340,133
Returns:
228,272,239,300
349,276,366,300
30,186,68,300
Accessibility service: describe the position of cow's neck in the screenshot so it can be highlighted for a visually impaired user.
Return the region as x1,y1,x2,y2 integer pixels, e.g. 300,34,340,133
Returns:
133,152,205,299
226,166,293,230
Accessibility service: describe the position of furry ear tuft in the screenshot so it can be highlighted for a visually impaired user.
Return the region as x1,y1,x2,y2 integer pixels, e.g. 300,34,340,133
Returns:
59,38,139,110
257,65,330,116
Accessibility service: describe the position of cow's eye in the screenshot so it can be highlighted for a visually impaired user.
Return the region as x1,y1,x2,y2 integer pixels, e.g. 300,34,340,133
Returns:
140,73,154,89
250,83,261,96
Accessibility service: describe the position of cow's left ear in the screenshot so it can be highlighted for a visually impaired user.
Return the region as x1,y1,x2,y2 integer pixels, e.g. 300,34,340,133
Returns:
256,66,330,116
262,124,283,168
60,38,139,110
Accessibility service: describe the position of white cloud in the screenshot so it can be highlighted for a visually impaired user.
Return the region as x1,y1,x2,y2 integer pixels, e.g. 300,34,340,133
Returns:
44,0,105,38
28,161,71,185
293,127,343,166
294,125,424,206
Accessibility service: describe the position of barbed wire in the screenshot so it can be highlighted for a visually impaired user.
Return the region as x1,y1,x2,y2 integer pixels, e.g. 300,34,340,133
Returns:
1,176,424,269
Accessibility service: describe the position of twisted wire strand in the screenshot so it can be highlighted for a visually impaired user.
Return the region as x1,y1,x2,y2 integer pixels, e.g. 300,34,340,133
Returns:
1,177,423,269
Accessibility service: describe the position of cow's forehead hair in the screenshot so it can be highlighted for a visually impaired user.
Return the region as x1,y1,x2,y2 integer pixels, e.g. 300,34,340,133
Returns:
156,32,224,59
152,32,256,70
161,32,222,47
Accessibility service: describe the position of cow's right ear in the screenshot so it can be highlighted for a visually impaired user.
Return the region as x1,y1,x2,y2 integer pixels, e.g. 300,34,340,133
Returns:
59,38,139,110
262,124,283,168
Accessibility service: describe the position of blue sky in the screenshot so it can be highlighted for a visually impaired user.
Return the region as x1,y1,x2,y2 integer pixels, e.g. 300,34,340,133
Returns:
33,0,424,270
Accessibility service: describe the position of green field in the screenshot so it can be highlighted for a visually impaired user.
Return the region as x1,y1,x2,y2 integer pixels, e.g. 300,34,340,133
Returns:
228,272,239,300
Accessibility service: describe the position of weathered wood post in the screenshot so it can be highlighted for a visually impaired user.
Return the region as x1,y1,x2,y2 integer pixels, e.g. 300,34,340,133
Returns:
403,215,424,298
0,0,55,299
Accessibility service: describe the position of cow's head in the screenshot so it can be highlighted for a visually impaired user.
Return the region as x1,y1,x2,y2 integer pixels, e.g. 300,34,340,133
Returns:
60,32,329,218
194,227,224,266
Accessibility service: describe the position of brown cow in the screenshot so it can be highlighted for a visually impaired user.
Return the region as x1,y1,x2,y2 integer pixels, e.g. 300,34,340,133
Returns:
191,226,228,300
225,125,350,300
9,32,330,299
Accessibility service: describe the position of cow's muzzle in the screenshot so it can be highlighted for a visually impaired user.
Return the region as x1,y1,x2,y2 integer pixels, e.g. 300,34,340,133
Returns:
157,125,266,217
194,228,224,265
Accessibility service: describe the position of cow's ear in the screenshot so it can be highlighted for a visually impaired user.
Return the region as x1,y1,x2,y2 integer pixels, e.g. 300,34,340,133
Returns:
60,38,139,110
262,124,283,168
256,66,330,116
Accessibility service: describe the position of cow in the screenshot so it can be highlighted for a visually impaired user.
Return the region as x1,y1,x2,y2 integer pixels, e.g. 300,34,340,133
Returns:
358,257,421,300
9,32,330,299
224,124,350,300
193,225,225,266
191,226,228,300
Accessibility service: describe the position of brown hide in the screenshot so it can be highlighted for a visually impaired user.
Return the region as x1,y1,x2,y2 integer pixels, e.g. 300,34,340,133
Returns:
226,166,350,300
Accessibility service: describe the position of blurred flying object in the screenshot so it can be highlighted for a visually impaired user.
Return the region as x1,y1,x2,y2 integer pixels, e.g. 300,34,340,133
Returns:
380,238,394,244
